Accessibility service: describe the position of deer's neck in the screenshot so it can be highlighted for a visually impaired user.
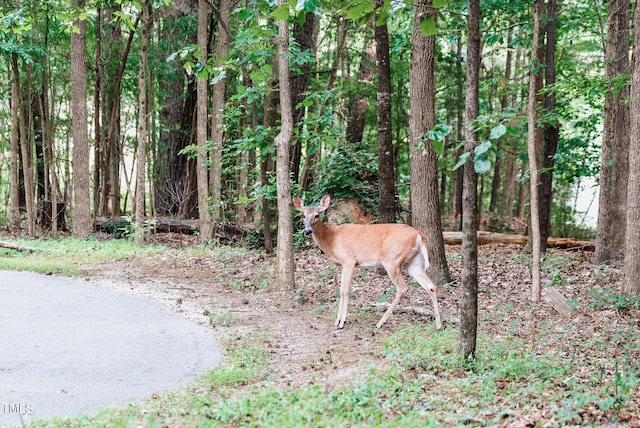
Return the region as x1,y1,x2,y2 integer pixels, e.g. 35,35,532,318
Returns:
312,220,336,254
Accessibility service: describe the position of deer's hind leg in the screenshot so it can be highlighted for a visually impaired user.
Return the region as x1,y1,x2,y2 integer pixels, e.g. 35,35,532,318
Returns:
376,262,410,328
407,257,443,329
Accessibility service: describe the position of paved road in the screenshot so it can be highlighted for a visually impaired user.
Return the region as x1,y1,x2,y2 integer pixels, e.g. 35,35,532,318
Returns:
0,270,223,426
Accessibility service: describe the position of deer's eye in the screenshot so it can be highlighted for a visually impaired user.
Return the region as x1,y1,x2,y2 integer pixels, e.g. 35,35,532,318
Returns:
315,214,319,219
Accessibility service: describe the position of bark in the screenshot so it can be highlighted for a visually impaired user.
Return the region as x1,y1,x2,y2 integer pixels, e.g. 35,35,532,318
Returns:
261,69,277,254
539,0,559,253
154,5,197,217
409,0,451,285
346,40,375,145
453,36,464,223
9,59,20,231
12,55,35,237
196,0,213,242
596,0,631,264
275,3,295,289
375,1,396,223
71,0,92,237
209,0,231,224
135,2,150,244
624,0,640,295
458,0,480,359
442,231,595,250
94,6,103,216
527,0,545,303
289,12,317,183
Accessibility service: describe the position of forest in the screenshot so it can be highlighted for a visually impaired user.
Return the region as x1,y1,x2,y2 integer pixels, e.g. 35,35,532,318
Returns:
3,0,640,425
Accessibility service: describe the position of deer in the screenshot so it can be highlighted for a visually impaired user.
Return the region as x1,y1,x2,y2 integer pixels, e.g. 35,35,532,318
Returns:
293,194,443,330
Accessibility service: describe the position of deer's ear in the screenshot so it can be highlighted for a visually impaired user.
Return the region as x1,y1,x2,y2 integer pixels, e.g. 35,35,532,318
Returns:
293,197,304,211
319,194,331,212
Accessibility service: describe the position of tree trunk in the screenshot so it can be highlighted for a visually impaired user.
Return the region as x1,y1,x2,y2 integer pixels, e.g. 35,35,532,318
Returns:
12,56,35,237
409,0,451,286
209,0,231,224
596,0,631,264
9,59,21,231
527,0,545,303
624,0,640,295
289,11,317,184
346,40,375,145
71,0,92,237
375,0,396,223
539,0,559,252
275,2,295,289
135,2,150,244
261,69,277,254
94,6,103,217
458,0,480,359
196,0,213,242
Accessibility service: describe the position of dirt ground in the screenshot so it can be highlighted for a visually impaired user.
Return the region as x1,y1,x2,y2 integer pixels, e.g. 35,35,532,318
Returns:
82,236,639,423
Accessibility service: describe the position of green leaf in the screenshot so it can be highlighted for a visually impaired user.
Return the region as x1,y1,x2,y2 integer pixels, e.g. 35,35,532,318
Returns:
489,123,507,140
345,1,375,21
474,156,492,174
474,141,491,156
433,0,446,7
271,3,291,21
432,139,444,155
419,16,437,37
426,123,452,142
296,0,316,12
453,152,470,170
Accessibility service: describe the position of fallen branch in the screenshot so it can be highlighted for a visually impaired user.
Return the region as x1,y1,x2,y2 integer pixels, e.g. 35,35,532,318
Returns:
443,231,595,251
373,302,460,324
0,241,41,253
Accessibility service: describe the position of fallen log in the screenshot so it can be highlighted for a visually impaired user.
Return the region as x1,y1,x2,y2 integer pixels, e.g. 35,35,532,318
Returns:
442,231,595,251
95,216,199,235
0,241,41,252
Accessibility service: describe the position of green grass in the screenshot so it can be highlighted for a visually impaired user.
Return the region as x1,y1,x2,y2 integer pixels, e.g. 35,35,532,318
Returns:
10,239,639,427
0,237,162,275
28,323,640,427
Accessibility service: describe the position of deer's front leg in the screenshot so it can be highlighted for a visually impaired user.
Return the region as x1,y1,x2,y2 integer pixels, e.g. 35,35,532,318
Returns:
336,264,355,329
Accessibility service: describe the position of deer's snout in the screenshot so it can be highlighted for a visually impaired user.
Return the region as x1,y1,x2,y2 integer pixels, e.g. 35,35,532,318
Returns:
304,228,313,236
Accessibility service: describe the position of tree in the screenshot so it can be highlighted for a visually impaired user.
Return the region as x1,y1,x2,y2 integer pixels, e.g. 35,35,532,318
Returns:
375,0,396,223
9,56,20,232
596,0,630,264
209,0,231,225
195,0,213,242
290,11,317,183
409,0,451,286
458,0,480,359
71,0,92,238
134,1,151,244
275,1,295,290
538,0,559,252
527,0,545,303
11,54,35,237
624,0,640,295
